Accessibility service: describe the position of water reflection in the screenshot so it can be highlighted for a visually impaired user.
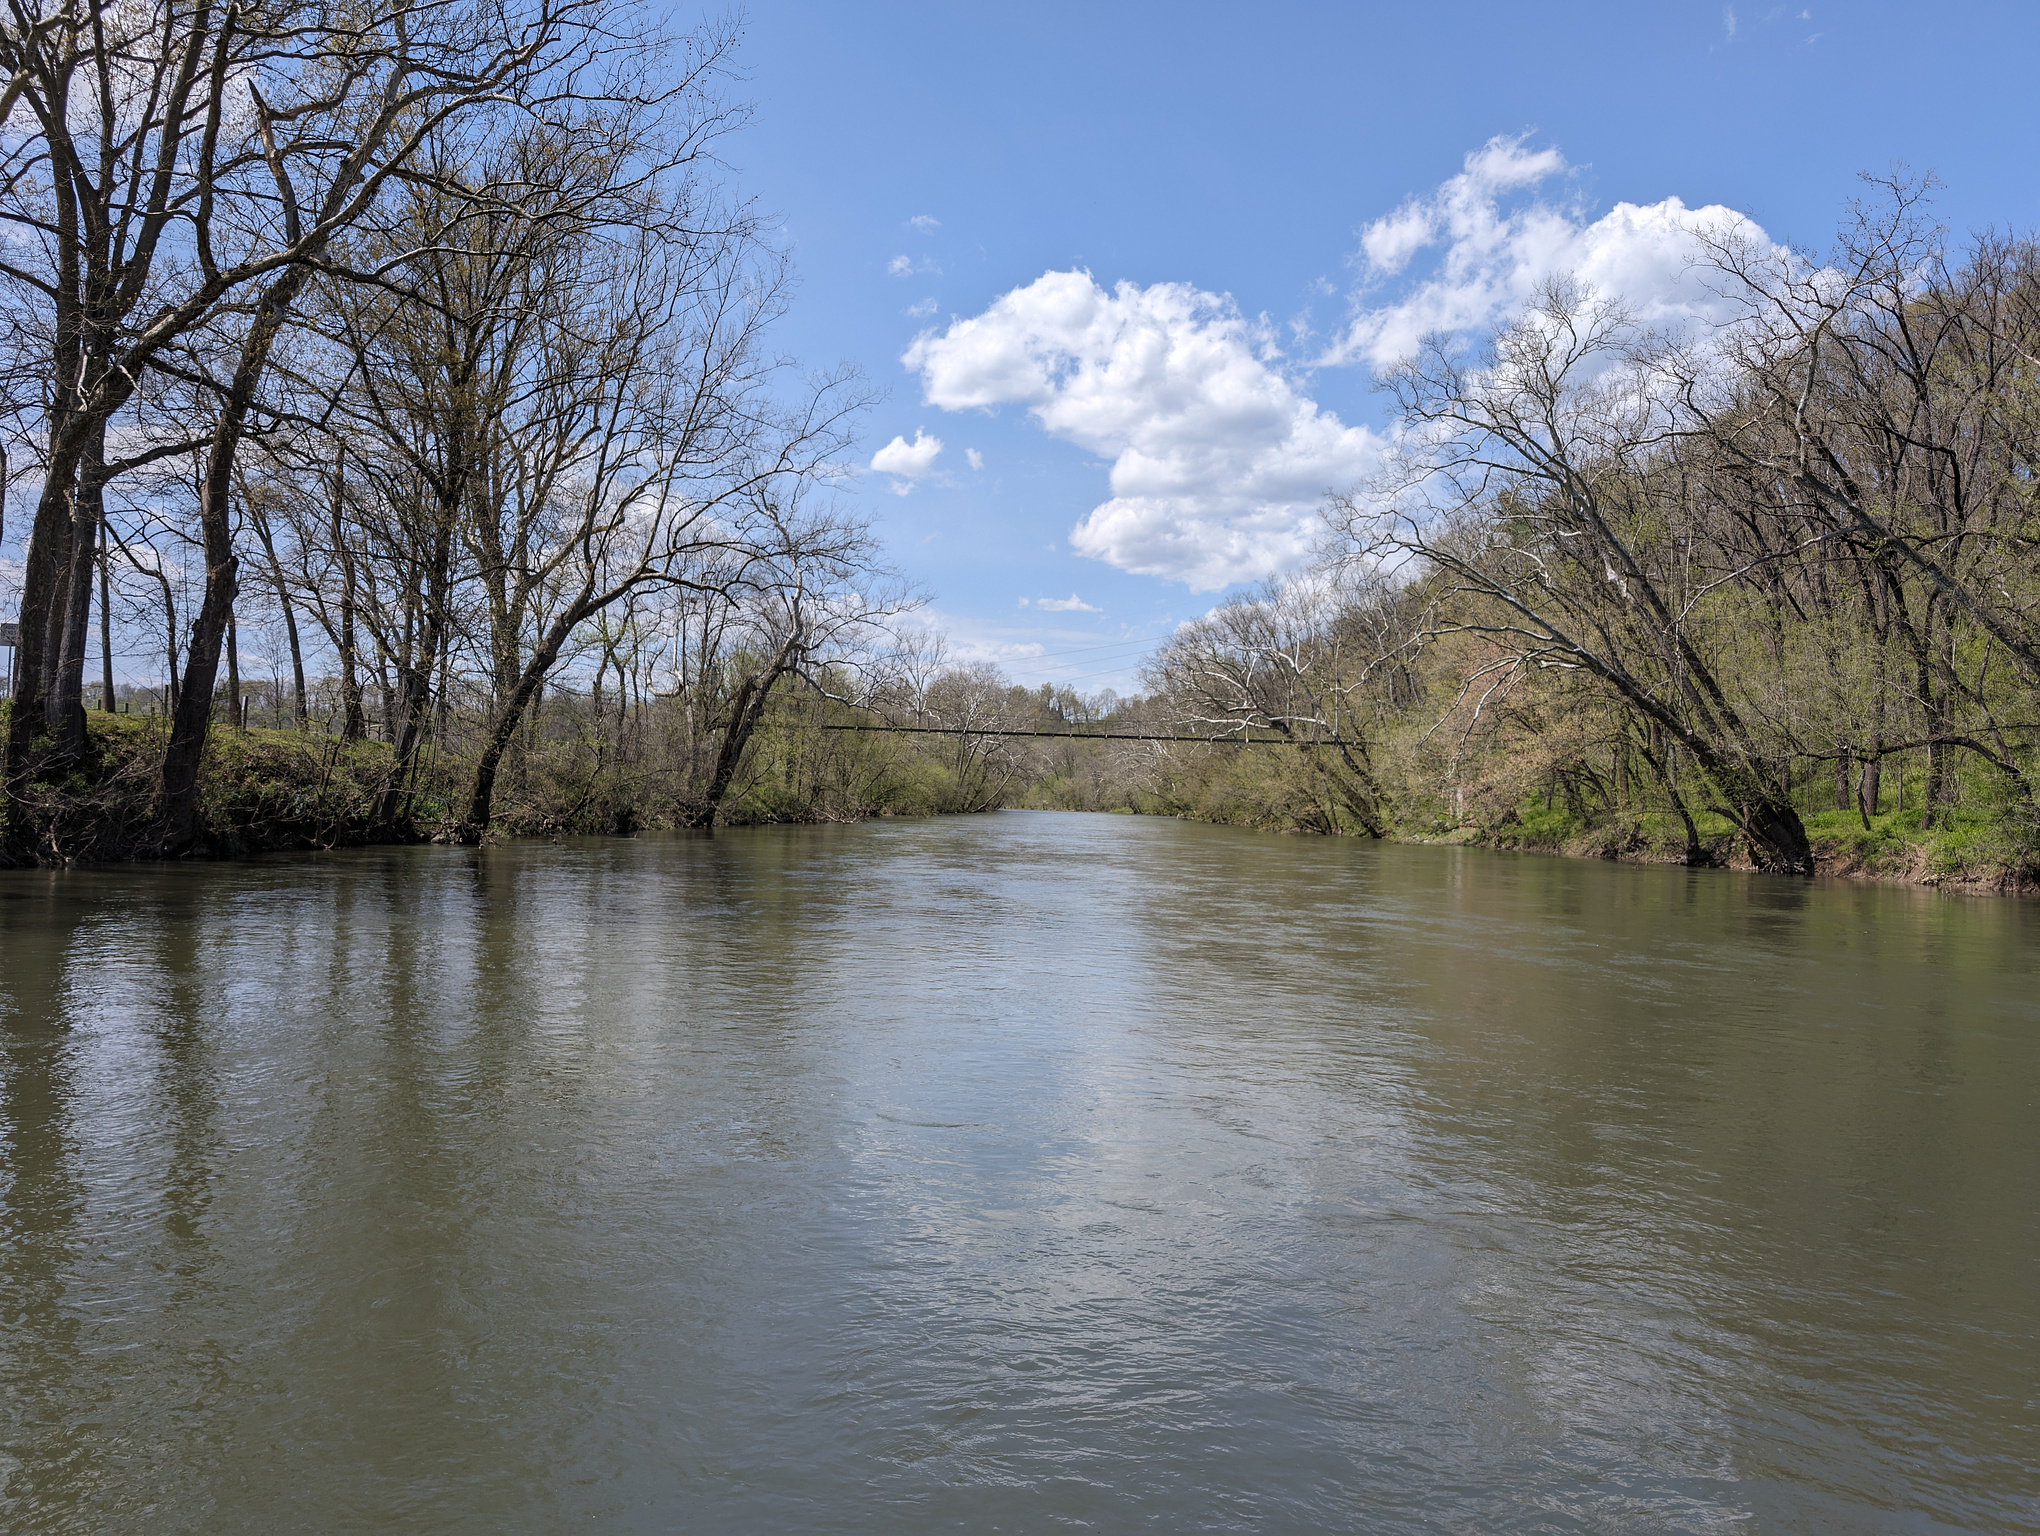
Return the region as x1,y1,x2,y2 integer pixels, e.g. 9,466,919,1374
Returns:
2,816,2035,1533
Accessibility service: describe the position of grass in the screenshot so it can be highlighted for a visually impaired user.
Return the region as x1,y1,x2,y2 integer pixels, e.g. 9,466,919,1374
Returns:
1801,799,2037,887
2,704,405,861
1452,781,2035,891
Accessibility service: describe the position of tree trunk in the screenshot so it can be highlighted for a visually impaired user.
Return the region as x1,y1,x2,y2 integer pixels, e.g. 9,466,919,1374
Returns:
1913,595,1944,830
4,468,76,811
453,606,587,844
678,634,803,829
1740,797,1813,875
47,424,108,759
225,608,241,733
251,501,307,728
155,272,311,853
374,501,456,829
1579,651,1811,872
154,565,181,718
331,453,366,740
98,518,114,713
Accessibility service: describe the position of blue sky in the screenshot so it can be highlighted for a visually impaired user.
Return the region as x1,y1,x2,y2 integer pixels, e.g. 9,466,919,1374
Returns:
724,1,2039,694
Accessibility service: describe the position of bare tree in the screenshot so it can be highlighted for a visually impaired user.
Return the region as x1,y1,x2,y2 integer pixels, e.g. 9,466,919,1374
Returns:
1330,278,1816,872
671,496,917,830
1143,576,1401,836
0,0,665,855
1681,181,2040,823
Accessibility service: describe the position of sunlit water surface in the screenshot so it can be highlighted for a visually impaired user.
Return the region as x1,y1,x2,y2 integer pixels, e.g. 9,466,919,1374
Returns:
2,812,2035,1533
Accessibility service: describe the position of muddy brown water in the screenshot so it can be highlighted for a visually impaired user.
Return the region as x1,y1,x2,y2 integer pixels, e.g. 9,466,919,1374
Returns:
1,812,2035,1532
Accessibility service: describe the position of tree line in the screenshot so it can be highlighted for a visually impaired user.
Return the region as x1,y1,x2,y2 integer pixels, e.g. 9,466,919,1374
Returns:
1129,184,2040,883
0,0,918,860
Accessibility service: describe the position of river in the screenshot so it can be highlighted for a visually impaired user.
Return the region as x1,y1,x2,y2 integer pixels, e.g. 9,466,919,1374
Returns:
1,811,2034,1532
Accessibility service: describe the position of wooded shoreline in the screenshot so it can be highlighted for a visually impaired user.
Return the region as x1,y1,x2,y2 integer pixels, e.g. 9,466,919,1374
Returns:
5,701,2029,897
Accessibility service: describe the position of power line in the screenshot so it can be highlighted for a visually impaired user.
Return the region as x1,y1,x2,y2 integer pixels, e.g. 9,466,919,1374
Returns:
821,722,1307,745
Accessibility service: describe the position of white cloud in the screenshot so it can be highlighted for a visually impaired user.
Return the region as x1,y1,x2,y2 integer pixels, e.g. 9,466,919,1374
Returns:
898,139,1789,594
1035,593,1101,613
1333,136,1784,369
908,214,941,233
1356,137,1566,280
888,254,942,279
869,429,944,492
1359,202,1439,277
904,271,1377,590
965,448,984,471
905,297,938,318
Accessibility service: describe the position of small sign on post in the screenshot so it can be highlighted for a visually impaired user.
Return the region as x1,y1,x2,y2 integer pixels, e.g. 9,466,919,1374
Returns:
0,621,18,646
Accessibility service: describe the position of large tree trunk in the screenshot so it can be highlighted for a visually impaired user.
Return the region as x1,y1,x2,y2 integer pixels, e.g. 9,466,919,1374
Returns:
1684,740,1811,873
155,467,240,852
155,273,310,853
2,230,90,817
4,470,76,792
47,424,109,759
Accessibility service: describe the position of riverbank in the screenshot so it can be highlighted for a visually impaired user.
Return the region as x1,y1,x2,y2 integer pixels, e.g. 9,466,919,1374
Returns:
8,708,2034,895
1435,799,2040,896
2,711,405,862
1111,738,2040,897
0,700,991,864
1125,791,2038,897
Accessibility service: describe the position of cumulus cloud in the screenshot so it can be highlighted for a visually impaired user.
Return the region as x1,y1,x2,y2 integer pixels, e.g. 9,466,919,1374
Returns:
869,429,943,492
889,254,942,278
1035,593,1101,613
1331,135,1782,370
965,448,984,470
899,138,1789,592
908,214,941,233
905,297,938,318
903,272,1377,590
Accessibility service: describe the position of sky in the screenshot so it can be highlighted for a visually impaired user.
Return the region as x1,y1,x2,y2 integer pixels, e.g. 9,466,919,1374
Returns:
720,0,2040,695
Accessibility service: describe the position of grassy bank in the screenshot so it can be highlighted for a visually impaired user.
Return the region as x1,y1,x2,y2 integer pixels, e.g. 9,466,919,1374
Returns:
1445,787,2040,894
0,691,1011,864
1063,729,2040,896
3,707,405,861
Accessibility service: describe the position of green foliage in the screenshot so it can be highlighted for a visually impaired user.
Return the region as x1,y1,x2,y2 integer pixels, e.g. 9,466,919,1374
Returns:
2,706,401,861
197,725,400,855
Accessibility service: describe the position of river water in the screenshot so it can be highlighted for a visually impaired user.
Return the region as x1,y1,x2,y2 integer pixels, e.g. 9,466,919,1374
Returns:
1,812,2034,1533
